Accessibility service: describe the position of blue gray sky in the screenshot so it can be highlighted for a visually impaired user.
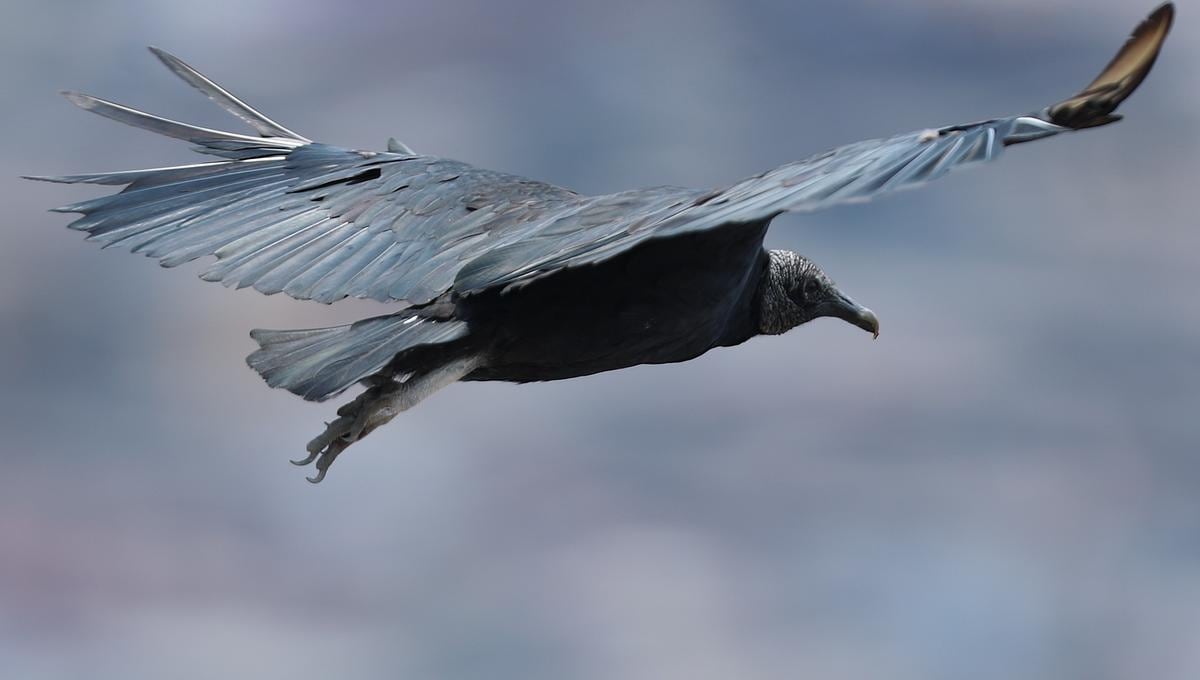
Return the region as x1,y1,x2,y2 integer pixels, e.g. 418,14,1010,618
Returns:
2,1,1198,679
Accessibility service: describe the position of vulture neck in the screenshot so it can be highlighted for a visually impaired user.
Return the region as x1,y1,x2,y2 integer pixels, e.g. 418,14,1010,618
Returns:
756,249,805,336
716,249,774,348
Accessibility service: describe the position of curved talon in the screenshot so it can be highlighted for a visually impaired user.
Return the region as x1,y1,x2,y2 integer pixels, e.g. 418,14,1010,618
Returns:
291,450,320,466
294,381,406,484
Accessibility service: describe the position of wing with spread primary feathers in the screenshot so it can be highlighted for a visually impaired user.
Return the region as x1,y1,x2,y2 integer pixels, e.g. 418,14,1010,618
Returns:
27,47,583,305
30,4,1172,303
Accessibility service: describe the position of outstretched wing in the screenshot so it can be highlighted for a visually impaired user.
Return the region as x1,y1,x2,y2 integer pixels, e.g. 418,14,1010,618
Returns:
30,4,1172,304
28,48,593,306
455,2,1174,293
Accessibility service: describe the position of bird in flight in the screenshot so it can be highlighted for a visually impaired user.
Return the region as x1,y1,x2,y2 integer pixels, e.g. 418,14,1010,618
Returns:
28,4,1173,482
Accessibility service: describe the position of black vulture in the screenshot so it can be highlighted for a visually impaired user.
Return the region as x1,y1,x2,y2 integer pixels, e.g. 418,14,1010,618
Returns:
27,4,1174,482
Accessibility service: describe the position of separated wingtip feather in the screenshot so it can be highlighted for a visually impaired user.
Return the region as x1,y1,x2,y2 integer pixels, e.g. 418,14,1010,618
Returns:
1046,2,1174,129
56,86,303,159
146,46,310,142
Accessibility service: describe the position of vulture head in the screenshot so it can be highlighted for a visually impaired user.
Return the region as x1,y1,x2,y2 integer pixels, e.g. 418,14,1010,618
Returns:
759,250,880,338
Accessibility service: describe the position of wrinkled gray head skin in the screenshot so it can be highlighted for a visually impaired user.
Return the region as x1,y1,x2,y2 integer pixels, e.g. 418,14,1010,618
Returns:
759,250,880,338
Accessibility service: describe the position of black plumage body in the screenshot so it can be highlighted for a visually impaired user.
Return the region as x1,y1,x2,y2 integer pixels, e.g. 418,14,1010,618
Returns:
461,220,770,382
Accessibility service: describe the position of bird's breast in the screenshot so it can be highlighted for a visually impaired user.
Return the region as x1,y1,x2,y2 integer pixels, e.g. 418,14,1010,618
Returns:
461,224,768,383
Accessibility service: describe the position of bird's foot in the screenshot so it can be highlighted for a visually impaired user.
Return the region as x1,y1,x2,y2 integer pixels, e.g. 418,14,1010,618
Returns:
293,381,402,483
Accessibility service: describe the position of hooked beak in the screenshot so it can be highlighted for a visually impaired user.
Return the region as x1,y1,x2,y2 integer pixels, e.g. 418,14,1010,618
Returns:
827,292,880,339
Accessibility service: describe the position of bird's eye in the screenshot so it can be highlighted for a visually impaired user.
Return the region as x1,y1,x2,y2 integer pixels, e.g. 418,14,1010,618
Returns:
803,279,821,297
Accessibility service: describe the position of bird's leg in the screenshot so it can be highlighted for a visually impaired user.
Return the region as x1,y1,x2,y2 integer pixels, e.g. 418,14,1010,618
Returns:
295,354,483,483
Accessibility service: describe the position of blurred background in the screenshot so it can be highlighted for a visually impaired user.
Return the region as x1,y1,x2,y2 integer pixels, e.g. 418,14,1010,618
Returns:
2,1,1197,678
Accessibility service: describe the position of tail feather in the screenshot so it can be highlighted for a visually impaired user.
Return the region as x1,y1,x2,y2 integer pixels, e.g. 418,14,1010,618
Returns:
247,313,470,402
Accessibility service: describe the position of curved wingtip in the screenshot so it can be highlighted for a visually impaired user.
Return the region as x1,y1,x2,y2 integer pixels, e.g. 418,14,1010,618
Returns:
1047,2,1174,129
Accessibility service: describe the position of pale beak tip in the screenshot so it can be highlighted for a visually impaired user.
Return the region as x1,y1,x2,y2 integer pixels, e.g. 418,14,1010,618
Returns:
860,308,880,340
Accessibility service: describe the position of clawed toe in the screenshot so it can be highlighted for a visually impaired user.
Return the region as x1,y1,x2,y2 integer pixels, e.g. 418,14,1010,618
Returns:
292,383,401,483
287,365,465,484
290,450,319,466
296,414,358,483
